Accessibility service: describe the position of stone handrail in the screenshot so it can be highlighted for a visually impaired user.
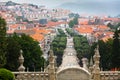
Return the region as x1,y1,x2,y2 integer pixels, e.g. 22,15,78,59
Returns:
100,71,120,80
13,72,49,80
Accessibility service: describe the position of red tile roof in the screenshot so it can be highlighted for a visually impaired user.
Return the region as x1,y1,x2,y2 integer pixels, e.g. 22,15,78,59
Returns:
97,25,109,29
75,27,93,33
101,36,112,42
30,33,44,42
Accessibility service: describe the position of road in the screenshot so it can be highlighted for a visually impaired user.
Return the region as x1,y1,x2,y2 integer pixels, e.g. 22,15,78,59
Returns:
57,37,80,72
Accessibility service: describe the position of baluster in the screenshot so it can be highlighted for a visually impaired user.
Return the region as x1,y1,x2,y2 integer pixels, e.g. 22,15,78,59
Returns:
39,73,42,80
28,73,32,80
43,73,46,80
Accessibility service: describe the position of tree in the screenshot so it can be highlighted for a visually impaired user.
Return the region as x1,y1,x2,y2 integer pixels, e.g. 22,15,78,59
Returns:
66,28,75,36
73,17,78,25
111,30,120,69
58,29,66,37
51,29,67,66
68,13,79,18
68,17,78,28
107,23,114,29
69,20,74,28
0,17,7,67
90,39,113,70
4,33,44,71
73,35,90,65
19,34,43,71
107,22,120,30
0,68,15,80
5,35,21,71
98,40,113,70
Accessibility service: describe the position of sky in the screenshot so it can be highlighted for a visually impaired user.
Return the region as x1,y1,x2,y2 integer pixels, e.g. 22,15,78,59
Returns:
0,0,120,16
1,0,119,8
1,0,77,7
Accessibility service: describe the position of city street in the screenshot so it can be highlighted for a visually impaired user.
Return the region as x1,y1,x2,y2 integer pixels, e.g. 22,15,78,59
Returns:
57,37,80,72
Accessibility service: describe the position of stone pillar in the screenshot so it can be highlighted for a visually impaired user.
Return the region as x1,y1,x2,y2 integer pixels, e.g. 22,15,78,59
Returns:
93,45,100,80
18,50,25,72
82,58,88,70
48,50,56,80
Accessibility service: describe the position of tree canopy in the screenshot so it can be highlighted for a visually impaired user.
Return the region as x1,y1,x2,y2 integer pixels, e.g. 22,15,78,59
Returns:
73,35,90,66
91,31,120,71
5,34,44,71
51,29,67,66
107,22,120,30
69,17,78,28
111,30,120,69
0,17,7,67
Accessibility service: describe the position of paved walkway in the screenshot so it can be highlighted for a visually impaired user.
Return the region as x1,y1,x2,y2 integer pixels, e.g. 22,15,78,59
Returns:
57,37,80,72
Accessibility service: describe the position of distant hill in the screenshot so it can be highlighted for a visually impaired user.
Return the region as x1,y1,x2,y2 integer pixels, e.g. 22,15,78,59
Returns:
0,1,38,8
27,4,38,8
57,1,120,16
5,1,20,6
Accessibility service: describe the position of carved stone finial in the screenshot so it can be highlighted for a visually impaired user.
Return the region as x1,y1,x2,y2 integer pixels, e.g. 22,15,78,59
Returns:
89,57,94,74
90,57,93,67
18,50,25,72
93,45,100,63
49,50,54,57
48,49,56,80
82,58,88,70
93,45,100,80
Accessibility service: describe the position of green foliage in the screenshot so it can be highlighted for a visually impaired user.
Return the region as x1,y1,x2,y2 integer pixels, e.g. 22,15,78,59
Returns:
111,30,120,68
69,17,78,28
98,39,113,70
91,38,119,70
0,17,7,67
73,35,90,65
65,28,75,36
19,34,43,71
115,23,120,29
90,42,97,57
107,22,120,29
5,35,21,71
51,29,67,66
57,29,66,37
73,17,79,25
68,13,79,18
5,33,44,71
107,23,114,29
51,18,58,22
0,68,15,80
51,36,67,66
69,20,74,28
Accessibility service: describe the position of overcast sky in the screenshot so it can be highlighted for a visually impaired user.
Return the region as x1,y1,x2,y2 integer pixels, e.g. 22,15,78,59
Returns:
1,0,119,8
1,0,120,15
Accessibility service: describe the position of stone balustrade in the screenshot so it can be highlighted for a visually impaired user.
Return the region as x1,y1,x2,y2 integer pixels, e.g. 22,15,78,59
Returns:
12,48,120,80
13,72,49,80
100,71,120,80
12,49,56,80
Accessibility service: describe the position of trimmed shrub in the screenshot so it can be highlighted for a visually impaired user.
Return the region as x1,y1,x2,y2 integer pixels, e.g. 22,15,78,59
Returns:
0,68,15,80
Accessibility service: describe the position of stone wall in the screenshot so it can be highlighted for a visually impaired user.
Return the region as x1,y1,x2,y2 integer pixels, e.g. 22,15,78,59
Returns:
57,68,90,80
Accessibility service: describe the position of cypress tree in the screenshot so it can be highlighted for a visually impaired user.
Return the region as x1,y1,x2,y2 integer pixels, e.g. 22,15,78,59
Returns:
0,17,7,67
111,30,120,69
